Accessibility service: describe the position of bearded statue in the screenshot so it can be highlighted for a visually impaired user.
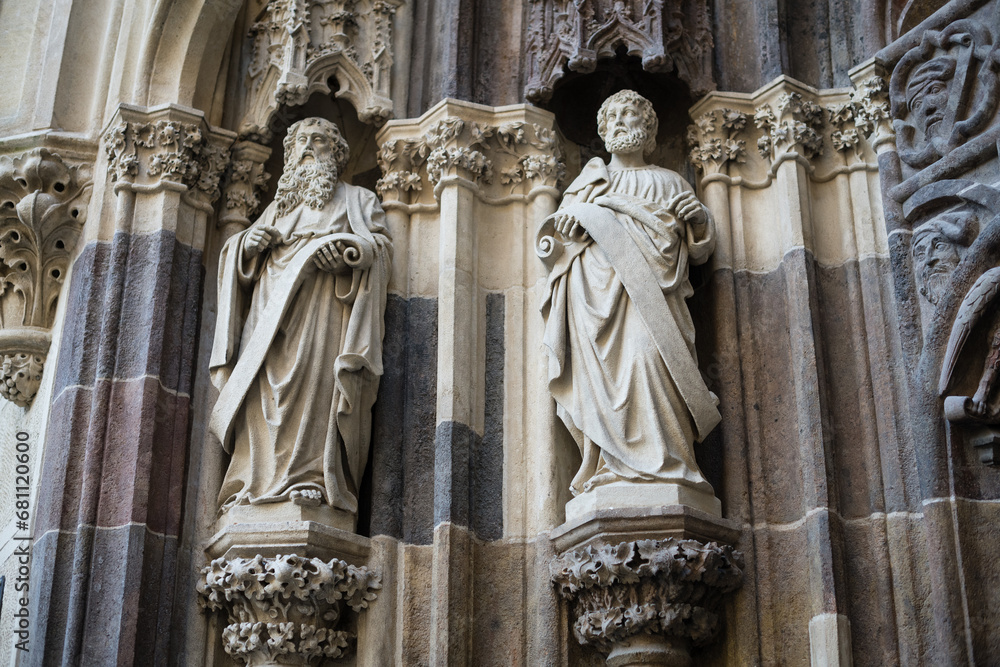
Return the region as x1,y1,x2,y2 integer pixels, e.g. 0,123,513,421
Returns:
209,118,392,530
538,90,722,516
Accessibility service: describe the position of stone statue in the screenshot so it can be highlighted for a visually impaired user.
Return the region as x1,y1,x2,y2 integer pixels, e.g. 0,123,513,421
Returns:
209,117,392,527
538,90,721,511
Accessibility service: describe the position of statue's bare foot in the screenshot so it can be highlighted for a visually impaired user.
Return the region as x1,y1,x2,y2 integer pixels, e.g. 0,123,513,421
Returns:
583,471,620,493
290,488,323,506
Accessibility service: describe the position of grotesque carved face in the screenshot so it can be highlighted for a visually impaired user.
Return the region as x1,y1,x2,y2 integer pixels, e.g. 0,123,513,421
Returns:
913,228,961,305
597,90,658,156
905,58,957,140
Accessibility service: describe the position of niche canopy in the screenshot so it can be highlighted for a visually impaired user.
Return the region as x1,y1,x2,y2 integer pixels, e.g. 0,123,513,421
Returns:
523,0,715,104
240,0,403,137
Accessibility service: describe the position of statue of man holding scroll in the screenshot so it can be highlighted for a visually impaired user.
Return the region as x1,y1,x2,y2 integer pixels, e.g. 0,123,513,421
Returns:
209,118,392,526
538,90,721,509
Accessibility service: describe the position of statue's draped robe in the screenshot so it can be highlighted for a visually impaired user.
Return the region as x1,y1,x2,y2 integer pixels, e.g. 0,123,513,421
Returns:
210,182,391,513
541,158,721,496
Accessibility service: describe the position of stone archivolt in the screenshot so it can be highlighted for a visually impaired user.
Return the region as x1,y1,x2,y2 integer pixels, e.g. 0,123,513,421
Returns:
523,0,714,103
551,538,743,659
242,0,403,134
0,148,91,408
376,109,566,208
198,553,381,666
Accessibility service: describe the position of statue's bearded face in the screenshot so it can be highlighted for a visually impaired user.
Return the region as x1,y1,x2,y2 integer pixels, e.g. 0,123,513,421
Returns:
275,126,341,217
596,91,658,156
290,127,337,166
913,231,961,305
601,101,648,154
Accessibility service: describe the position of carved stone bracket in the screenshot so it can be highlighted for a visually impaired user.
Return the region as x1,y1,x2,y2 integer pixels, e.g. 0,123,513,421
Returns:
102,107,233,206
198,553,381,666
0,148,91,408
376,100,567,209
551,537,744,666
240,0,404,136
524,0,714,103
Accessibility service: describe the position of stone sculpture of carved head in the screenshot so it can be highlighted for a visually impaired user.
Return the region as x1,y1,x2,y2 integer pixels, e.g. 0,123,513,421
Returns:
905,57,957,141
912,210,976,305
597,90,659,156
275,117,351,217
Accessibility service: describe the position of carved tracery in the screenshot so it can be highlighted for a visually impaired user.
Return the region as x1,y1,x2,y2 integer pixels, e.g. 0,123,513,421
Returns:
524,0,714,104
240,0,403,137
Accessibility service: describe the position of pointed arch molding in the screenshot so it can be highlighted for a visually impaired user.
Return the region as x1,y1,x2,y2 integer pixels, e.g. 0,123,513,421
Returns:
239,0,404,137
523,0,715,104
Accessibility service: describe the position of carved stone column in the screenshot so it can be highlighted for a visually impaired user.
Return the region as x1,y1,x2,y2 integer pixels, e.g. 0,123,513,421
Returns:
686,77,896,664
29,104,233,666
551,537,743,667
198,554,380,666
0,149,91,408
218,137,272,239
375,100,568,665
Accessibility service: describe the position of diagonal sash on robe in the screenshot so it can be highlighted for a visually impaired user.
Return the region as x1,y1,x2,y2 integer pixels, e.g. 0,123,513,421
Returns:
209,233,374,451
556,200,720,438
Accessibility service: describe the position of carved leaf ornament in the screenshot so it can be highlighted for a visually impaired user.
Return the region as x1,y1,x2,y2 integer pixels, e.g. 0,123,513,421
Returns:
198,554,381,666
550,538,743,654
0,149,90,408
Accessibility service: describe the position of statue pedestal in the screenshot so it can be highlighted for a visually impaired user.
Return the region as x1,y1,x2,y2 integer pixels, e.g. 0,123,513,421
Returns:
564,481,722,525
206,511,369,563
550,500,742,667
201,516,379,666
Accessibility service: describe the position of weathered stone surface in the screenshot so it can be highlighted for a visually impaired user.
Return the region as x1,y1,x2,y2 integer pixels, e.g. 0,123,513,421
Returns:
13,2,1000,667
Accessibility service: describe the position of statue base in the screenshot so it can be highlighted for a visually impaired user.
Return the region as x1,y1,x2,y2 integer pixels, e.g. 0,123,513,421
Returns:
207,508,369,563
564,481,722,524
219,499,357,532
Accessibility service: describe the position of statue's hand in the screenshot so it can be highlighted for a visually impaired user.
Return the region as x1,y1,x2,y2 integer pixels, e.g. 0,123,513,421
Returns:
314,239,349,273
669,191,708,227
244,225,282,257
552,212,590,243
972,383,991,417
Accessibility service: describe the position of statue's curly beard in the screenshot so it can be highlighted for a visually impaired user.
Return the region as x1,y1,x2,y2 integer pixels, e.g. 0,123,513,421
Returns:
274,157,339,217
603,129,646,154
